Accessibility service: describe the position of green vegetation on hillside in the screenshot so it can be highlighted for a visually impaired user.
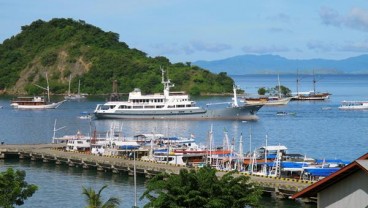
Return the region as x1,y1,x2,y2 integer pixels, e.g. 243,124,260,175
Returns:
0,18,234,95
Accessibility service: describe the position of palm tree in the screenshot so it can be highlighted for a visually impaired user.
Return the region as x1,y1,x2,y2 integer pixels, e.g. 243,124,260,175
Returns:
141,166,262,208
82,185,120,208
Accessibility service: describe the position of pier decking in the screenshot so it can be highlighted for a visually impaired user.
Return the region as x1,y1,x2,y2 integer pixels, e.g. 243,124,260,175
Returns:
0,143,313,199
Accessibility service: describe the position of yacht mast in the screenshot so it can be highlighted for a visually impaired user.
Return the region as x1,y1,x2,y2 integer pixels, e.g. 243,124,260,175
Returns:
161,67,174,98
68,75,71,96
277,74,281,98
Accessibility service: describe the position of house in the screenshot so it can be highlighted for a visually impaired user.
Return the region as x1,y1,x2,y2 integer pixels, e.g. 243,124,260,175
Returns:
292,153,368,208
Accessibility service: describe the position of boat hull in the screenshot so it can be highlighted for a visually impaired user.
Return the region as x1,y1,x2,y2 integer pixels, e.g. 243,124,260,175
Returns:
11,100,65,109
94,104,263,121
244,97,291,106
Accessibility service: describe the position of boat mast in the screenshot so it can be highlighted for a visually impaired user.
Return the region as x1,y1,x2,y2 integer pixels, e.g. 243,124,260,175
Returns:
277,74,281,98
313,70,316,94
78,79,81,95
238,133,243,171
208,124,213,166
52,119,66,144
34,72,51,102
296,69,300,96
46,73,50,102
68,74,71,96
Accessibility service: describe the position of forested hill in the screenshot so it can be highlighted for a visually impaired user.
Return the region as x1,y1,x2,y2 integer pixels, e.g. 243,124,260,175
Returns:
0,18,234,95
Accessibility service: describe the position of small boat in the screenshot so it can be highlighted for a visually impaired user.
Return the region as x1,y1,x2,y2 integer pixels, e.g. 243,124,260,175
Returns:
78,112,92,120
65,75,87,100
338,101,368,110
94,68,263,121
11,73,65,109
276,111,296,116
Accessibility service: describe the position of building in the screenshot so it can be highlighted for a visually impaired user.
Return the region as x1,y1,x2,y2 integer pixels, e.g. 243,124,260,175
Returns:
292,153,368,208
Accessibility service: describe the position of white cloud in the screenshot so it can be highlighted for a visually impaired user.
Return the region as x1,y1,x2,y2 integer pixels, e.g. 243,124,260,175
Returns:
320,6,368,32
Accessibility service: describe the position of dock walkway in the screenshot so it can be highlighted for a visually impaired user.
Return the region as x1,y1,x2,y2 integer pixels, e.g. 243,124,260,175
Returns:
0,144,312,199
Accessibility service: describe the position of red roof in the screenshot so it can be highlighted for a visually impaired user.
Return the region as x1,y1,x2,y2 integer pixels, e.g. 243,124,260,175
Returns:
292,153,368,199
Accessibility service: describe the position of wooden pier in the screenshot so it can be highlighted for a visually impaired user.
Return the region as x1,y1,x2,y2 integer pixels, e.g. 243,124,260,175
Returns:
0,143,313,199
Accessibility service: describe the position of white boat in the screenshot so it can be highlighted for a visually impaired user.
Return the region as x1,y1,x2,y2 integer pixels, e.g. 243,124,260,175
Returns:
242,74,292,106
94,69,263,120
338,101,368,110
11,73,65,109
78,111,92,120
65,75,86,100
11,96,65,109
65,130,92,152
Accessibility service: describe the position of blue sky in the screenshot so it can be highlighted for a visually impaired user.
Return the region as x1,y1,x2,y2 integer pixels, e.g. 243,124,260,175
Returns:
1,0,368,63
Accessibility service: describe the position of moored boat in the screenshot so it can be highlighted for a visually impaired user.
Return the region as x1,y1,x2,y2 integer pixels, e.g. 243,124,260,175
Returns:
291,91,330,101
338,100,368,110
11,73,65,109
241,74,292,106
65,75,87,100
292,70,330,101
94,69,263,120
243,96,292,105
11,96,65,109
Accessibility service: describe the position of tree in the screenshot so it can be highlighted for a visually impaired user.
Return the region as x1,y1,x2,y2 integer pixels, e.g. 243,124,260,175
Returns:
141,166,262,208
82,185,120,208
0,168,38,208
269,85,291,97
257,87,266,95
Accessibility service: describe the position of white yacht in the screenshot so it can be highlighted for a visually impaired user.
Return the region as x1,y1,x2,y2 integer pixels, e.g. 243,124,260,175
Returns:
94,69,263,120
338,101,368,110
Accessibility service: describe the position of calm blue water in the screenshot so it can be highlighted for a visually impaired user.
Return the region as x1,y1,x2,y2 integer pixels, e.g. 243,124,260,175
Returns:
0,74,367,207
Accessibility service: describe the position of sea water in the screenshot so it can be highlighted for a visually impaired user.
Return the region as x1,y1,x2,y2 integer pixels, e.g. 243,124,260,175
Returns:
0,74,367,207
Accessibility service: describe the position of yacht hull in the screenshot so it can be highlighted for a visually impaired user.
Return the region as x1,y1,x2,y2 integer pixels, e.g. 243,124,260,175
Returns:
94,104,263,121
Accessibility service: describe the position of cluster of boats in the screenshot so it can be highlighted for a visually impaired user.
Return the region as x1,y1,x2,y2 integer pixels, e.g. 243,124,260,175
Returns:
8,69,368,115
10,70,264,121
53,123,348,181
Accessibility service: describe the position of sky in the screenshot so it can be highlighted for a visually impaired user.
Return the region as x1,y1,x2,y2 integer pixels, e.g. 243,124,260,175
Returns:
1,0,368,63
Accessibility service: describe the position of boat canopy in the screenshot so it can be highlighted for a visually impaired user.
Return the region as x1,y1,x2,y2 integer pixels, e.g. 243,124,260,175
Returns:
260,145,288,151
303,168,340,177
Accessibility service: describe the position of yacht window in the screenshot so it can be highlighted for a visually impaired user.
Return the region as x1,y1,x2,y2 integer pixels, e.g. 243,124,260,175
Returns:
168,105,175,108
156,105,164,108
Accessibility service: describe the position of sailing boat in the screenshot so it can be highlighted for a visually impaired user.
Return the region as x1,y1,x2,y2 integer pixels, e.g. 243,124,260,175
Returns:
242,74,291,105
292,70,330,101
11,73,65,109
65,75,87,100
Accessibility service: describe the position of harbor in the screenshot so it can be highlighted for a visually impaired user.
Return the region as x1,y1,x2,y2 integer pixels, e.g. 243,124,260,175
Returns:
0,143,313,200
0,74,367,207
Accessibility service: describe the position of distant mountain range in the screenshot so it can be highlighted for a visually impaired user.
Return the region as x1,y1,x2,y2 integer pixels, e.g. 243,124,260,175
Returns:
193,54,368,75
